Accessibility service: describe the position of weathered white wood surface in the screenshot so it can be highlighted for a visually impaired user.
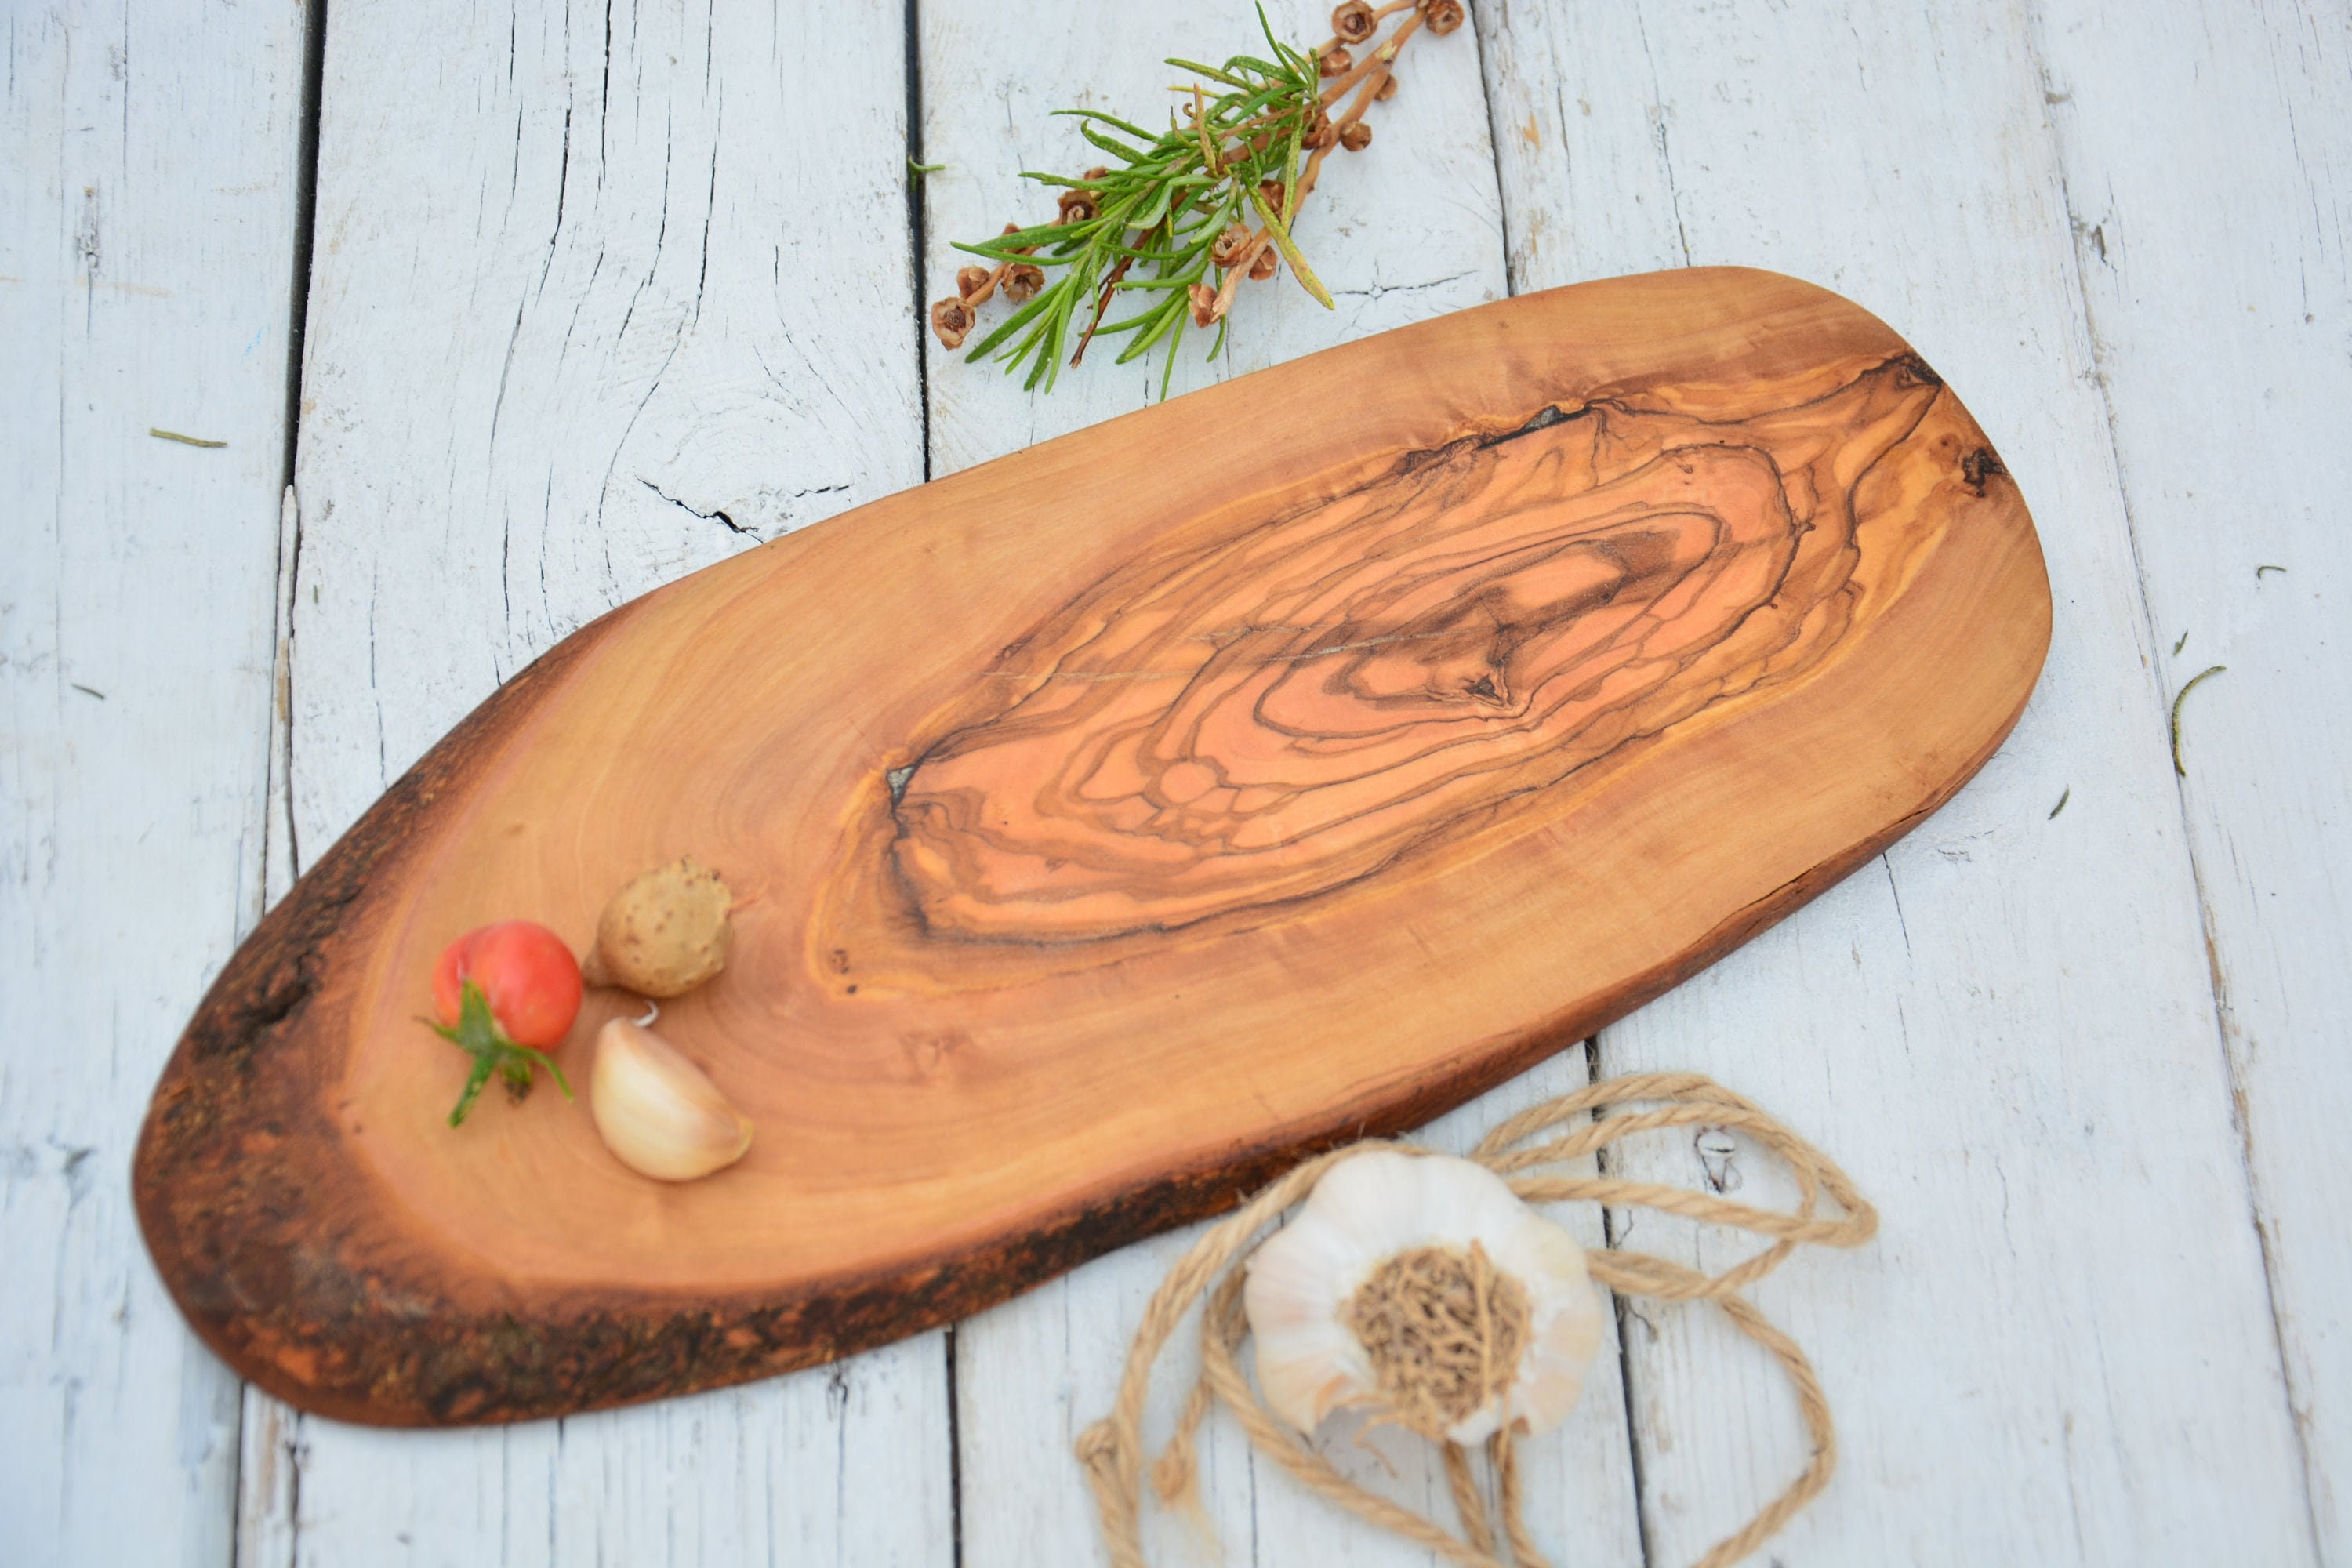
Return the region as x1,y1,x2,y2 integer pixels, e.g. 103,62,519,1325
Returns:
0,2,308,1564
238,1,952,1564
2034,1,2352,1552
9,1,2352,1564
1480,1,2323,1563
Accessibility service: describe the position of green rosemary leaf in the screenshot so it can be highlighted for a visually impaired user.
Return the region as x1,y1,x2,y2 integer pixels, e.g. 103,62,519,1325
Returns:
1254,2,1284,56
1080,123,1156,163
1014,288,1071,379
1160,310,1186,400
1094,305,1164,340
964,281,1061,361
1221,85,1297,121
1117,298,1190,363
1281,110,1305,225
1054,108,1163,143
951,238,1069,265
1003,217,1080,246
1027,295,1074,391
1164,57,1254,89
1131,178,1178,232
1000,313,1051,379
1247,185,1334,308
1098,183,1152,220
1107,230,1207,263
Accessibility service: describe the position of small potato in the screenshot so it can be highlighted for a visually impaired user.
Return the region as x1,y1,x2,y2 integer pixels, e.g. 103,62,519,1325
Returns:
582,857,734,997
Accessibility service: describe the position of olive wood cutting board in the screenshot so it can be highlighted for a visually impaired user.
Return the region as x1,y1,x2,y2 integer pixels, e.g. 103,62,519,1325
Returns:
135,267,2050,1426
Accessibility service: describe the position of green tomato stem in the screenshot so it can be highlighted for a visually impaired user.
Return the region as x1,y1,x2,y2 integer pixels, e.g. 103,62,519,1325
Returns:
429,978,572,1127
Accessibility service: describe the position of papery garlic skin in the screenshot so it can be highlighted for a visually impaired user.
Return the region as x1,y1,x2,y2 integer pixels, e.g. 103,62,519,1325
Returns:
589,1018,754,1181
1244,1150,1605,1445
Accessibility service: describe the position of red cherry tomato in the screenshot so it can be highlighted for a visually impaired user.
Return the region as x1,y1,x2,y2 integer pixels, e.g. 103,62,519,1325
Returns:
432,921,583,1047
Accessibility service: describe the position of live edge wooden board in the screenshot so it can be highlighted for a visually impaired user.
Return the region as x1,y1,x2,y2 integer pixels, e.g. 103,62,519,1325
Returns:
136,269,2049,1427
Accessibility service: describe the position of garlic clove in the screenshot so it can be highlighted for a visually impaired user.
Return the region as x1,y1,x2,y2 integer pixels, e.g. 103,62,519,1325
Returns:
1486,1203,1606,1440
1245,1207,1377,1430
588,1017,753,1181
1244,1149,1606,1444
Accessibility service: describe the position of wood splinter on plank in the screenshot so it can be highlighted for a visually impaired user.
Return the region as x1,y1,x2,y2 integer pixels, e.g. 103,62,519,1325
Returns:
132,268,2050,1428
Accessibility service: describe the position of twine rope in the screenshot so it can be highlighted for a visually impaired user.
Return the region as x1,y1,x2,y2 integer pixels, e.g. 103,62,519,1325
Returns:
1075,1071,1878,1568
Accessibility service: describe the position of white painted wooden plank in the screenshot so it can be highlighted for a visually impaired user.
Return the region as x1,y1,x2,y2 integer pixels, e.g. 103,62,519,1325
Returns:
1480,1,2318,1563
0,2,310,1563
249,1,952,1563
2034,0,2351,1552
919,6,1642,1565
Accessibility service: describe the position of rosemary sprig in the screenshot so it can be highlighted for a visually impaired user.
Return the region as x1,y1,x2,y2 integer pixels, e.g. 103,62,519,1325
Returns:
930,0,1463,397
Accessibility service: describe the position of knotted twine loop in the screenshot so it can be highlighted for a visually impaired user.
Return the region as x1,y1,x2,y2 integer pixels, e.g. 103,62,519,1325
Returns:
1075,1071,1878,1568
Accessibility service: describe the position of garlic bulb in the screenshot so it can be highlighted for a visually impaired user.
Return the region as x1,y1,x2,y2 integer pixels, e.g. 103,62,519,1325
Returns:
588,1016,753,1181
1244,1150,1604,1445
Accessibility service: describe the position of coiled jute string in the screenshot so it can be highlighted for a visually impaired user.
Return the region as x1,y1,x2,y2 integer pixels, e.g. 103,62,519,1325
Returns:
1076,1072,1878,1568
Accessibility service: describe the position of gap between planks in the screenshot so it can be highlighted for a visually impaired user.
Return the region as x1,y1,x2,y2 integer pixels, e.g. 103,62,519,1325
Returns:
236,0,332,1552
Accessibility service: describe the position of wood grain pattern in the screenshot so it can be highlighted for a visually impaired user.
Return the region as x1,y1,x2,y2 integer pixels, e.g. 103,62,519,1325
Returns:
895,360,1944,939
135,267,2048,1428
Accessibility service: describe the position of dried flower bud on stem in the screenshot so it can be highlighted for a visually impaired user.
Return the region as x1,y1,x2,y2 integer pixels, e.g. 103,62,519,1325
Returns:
931,296,975,350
